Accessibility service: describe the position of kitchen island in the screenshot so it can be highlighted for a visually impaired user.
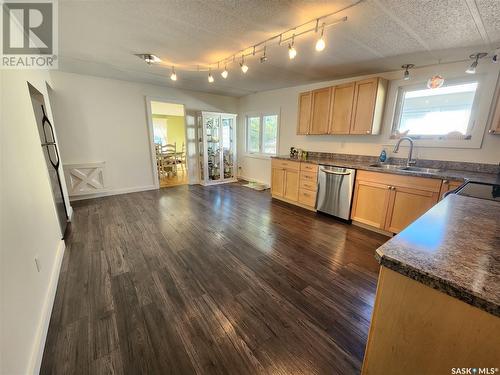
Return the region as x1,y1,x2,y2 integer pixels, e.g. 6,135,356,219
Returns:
362,194,500,374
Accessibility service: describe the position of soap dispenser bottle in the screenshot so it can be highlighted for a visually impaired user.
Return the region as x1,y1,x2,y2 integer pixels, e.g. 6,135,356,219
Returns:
379,149,387,163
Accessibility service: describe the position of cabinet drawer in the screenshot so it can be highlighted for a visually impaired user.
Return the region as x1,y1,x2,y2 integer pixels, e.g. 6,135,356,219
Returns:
300,179,317,192
356,170,441,193
298,189,317,207
300,163,318,173
272,159,300,171
300,171,318,182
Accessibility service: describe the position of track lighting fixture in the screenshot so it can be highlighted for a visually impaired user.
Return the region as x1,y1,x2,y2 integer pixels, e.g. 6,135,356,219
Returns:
288,35,297,60
170,66,177,81
315,22,326,52
240,55,248,73
401,64,414,81
137,54,161,65
260,46,268,63
466,52,487,74
136,8,356,84
221,65,228,79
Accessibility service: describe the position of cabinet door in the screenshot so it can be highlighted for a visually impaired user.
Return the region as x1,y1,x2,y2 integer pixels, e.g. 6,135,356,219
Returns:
329,82,355,134
385,187,439,233
284,170,299,201
351,78,379,135
297,92,312,135
351,180,391,228
310,87,332,134
271,168,285,197
439,179,463,200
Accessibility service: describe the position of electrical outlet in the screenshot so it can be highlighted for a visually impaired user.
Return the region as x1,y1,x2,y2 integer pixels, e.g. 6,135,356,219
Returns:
34,257,41,272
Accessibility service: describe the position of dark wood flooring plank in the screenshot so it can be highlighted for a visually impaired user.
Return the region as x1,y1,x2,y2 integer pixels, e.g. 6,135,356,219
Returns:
41,183,387,375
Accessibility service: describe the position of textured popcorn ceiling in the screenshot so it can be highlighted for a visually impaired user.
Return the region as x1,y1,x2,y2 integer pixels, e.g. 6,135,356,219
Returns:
58,0,500,97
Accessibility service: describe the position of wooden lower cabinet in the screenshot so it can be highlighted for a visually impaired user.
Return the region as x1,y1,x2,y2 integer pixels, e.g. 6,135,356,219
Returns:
271,159,317,210
352,170,441,233
271,168,285,197
351,181,391,229
283,169,299,201
385,186,439,233
362,267,500,374
439,179,464,200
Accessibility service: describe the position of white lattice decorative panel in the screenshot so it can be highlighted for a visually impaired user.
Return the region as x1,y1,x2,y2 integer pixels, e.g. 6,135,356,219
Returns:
64,162,106,196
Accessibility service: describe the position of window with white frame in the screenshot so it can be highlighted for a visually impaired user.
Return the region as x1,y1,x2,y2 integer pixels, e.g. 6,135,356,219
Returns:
392,79,479,140
246,113,279,155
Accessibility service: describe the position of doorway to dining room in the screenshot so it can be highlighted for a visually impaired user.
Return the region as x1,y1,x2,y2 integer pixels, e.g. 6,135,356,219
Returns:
149,100,188,188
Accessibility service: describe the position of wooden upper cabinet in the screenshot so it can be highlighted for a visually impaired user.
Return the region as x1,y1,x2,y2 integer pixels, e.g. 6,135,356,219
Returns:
490,88,500,134
351,78,387,135
310,87,332,135
297,92,312,135
329,82,355,134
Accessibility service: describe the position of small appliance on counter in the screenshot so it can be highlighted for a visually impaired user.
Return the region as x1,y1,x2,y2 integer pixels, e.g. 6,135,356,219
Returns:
455,182,500,202
316,165,356,221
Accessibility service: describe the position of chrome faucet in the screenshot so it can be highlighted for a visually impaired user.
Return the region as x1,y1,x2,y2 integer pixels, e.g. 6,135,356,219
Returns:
393,136,416,166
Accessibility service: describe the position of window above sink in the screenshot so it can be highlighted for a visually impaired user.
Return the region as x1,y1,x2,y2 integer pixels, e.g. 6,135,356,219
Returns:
392,79,479,140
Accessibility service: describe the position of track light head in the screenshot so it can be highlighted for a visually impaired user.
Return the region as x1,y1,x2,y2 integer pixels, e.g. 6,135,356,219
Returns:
315,24,326,52
221,66,228,79
208,69,214,83
240,55,248,73
288,44,297,59
137,54,161,65
401,64,415,81
466,52,487,74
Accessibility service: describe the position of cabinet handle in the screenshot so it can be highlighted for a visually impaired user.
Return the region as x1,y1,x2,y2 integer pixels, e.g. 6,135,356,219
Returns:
443,180,449,184
366,130,371,134
387,185,392,190
489,129,496,134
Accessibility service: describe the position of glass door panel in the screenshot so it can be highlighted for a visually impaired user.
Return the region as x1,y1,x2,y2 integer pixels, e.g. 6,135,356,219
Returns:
205,114,221,181
222,116,234,179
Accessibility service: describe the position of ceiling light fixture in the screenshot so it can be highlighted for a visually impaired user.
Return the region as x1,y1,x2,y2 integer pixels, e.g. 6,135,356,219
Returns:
221,65,228,79
315,22,326,52
138,54,161,65
170,66,177,81
208,69,214,83
260,46,268,63
288,35,297,60
466,52,487,74
401,64,414,81
240,55,248,73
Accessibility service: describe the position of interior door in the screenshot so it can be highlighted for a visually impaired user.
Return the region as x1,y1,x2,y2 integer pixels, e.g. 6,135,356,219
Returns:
185,110,199,184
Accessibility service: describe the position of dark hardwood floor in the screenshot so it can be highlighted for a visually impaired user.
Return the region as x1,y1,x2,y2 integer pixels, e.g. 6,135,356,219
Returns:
40,183,387,375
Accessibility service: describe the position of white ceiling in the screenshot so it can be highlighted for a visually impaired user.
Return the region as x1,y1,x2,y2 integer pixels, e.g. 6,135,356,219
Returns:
58,0,500,97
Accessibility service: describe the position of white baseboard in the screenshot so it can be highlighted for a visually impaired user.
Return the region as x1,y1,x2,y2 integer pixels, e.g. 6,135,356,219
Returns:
69,184,157,201
29,239,66,375
238,175,270,187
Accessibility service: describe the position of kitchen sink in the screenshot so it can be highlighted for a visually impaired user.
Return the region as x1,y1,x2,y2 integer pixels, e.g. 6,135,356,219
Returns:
369,164,441,174
399,166,441,173
369,164,404,170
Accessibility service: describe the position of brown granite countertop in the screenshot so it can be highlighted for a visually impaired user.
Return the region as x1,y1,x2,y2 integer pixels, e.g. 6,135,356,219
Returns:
272,155,500,185
376,194,500,317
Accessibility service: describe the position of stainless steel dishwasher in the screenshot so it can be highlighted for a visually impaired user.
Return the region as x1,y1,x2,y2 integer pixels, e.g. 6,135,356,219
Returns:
316,165,356,220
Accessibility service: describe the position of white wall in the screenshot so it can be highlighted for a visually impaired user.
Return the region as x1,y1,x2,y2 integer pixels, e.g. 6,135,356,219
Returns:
50,72,239,198
1,70,67,375
237,61,500,185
